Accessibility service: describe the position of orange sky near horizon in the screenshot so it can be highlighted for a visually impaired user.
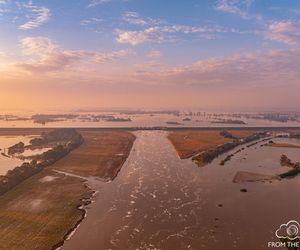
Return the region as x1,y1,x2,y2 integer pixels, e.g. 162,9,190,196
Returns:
1,1,300,112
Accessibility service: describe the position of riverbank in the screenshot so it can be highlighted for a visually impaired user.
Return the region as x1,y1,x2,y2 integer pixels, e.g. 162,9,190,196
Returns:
61,130,300,250
0,168,93,249
167,130,233,159
0,129,136,249
167,130,265,166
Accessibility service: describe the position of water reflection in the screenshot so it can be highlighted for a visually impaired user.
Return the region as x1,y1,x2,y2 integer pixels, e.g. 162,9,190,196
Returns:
0,136,33,175
1,112,300,128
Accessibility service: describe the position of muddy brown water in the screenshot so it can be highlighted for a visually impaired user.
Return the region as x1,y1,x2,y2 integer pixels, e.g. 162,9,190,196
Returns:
62,131,300,250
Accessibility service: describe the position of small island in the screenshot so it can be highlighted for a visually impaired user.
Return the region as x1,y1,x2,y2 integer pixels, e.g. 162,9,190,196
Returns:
166,121,183,126
265,141,300,149
211,119,246,125
32,114,79,125
105,117,132,122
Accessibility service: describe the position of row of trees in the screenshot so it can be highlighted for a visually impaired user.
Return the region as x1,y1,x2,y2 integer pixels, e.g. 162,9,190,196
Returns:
0,129,84,196
193,132,265,166
279,154,300,179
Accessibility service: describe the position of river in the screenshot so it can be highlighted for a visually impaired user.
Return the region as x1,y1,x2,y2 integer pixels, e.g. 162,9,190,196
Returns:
62,131,300,250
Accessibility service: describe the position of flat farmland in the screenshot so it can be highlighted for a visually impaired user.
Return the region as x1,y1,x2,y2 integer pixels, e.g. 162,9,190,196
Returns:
167,130,233,159
0,129,136,249
0,169,92,250
53,131,136,180
167,130,262,159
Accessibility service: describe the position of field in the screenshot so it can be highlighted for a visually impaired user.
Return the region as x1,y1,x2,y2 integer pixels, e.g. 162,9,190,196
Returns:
52,131,136,180
0,129,136,249
167,130,232,159
0,169,92,250
167,130,261,159
229,130,256,138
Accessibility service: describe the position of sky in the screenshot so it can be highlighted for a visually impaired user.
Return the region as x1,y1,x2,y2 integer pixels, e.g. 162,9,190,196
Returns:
1,0,300,112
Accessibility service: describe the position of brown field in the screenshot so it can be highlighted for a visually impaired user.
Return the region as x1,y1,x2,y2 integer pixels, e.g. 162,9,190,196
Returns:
286,129,300,135
0,129,136,249
52,131,136,180
266,143,300,148
0,169,92,250
229,130,256,139
167,130,232,159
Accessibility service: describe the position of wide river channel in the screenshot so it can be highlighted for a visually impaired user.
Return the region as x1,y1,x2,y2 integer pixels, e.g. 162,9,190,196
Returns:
62,131,300,250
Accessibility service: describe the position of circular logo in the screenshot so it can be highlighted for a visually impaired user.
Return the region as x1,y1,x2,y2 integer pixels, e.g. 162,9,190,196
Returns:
287,224,299,237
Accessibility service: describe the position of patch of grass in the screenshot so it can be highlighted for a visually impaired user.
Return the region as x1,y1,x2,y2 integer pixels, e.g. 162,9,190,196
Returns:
168,130,232,159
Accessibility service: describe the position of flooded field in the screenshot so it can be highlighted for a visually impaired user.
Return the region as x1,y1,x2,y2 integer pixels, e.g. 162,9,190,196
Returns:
61,131,300,250
0,135,51,175
1,112,300,128
0,136,33,175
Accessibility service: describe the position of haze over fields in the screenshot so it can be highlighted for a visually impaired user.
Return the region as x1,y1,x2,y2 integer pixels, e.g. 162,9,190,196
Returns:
1,0,300,111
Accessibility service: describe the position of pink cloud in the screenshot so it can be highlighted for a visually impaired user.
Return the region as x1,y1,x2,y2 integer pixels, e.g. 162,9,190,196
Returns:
18,1,50,30
265,20,300,45
130,48,300,88
15,37,132,73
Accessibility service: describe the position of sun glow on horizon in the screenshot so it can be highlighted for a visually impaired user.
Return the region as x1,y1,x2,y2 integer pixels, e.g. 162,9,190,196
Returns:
1,0,300,111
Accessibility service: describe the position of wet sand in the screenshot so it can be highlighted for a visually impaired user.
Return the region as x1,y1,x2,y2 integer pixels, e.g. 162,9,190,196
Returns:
61,131,300,250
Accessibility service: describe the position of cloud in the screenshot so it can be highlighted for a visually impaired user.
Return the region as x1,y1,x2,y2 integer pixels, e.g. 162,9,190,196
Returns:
93,49,132,63
118,11,244,45
130,48,300,88
265,20,300,45
123,11,148,26
80,17,103,25
87,0,112,8
147,50,162,59
122,11,164,26
17,37,81,72
0,0,10,15
15,36,132,73
116,27,166,45
18,1,50,30
215,0,260,20
116,24,239,45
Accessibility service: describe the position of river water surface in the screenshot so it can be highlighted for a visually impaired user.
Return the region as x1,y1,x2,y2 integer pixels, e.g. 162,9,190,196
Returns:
62,131,300,250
